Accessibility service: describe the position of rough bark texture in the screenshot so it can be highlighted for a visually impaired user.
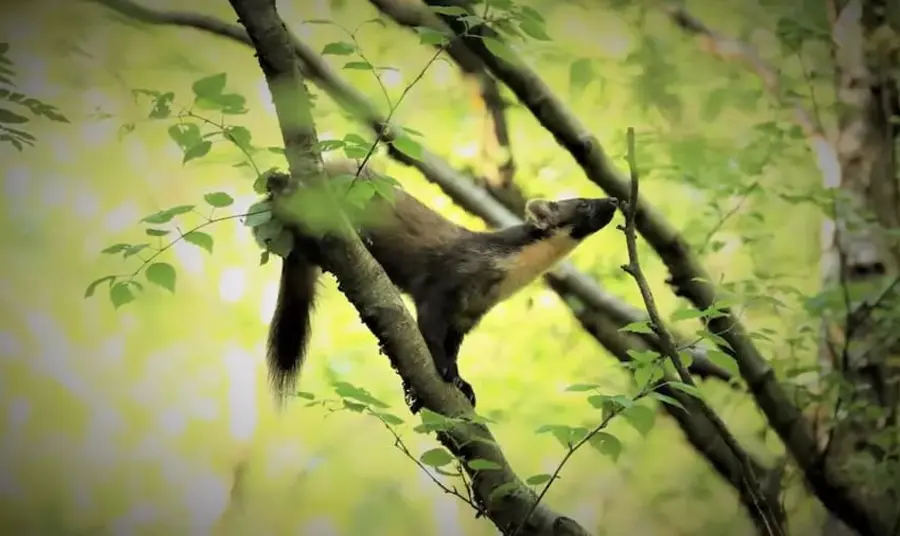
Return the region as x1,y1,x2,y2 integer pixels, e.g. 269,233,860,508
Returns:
820,1,900,534
418,0,893,534
668,1,900,534
85,0,886,532
226,0,592,533
87,0,732,386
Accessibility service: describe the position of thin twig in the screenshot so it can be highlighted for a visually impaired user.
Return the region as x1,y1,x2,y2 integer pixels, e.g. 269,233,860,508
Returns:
511,385,658,536
697,181,759,255
368,408,481,512
619,127,785,536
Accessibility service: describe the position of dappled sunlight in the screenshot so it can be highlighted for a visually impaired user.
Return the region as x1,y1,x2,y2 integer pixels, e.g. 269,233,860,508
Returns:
0,0,852,533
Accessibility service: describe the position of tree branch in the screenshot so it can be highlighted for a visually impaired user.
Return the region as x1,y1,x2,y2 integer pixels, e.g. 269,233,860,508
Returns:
620,128,785,536
665,5,899,534
161,0,588,534
85,0,732,385
84,0,789,529
418,2,888,534
368,0,519,202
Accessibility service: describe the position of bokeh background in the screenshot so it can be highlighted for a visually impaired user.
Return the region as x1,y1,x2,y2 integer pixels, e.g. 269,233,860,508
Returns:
0,0,830,534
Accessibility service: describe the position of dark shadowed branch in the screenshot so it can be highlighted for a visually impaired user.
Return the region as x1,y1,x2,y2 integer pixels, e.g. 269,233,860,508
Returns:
85,0,791,530
666,5,899,535
418,2,889,534
86,0,731,386
368,0,520,206
202,0,593,534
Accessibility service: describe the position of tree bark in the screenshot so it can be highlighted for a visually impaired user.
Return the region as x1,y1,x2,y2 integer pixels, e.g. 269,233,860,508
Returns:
225,0,593,533
819,1,900,533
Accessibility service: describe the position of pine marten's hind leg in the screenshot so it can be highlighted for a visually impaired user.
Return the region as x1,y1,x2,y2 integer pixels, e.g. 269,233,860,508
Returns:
412,297,477,410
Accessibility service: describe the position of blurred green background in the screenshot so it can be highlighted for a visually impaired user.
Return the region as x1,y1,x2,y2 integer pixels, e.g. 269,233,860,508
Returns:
0,0,832,534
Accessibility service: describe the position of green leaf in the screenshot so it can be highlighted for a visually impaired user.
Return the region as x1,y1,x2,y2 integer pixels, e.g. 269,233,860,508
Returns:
183,141,212,164
321,41,356,55
621,404,655,437
481,36,518,65
333,381,389,408
518,5,545,23
467,459,502,471
316,139,345,153
419,448,454,467
101,243,130,254
244,201,272,228
625,349,660,363
343,61,373,70
587,432,621,461
203,192,234,208
343,400,366,412
413,409,456,433
266,229,294,258
618,321,653,334
146,262,176,293
142,205,195,224
535,424,587,448
392,134,422,160
701,88,728,121
415,26,449,46
706,349,739,378
224,125,252,151
167,123,202,150
123,244,149,259
429,5,468,15
183,231,214,254
488,482,518,502
518,19,551,41
696,329,733,350
109,282,135,309
0,108,29,124
85,275,116,298
192,72,227,99
671,307,706,321
145,228,169,237
375,412,404,426
667,381,703,399
148,92,175,119
295,391,315,400
565,383,600,392
649,392,686,412
525,473,552,485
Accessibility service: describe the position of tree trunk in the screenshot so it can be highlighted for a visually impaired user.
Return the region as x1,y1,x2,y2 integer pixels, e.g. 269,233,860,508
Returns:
820,1,900,533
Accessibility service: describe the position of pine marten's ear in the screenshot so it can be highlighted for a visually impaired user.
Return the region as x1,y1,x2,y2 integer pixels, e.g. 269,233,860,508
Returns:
524,199,558,230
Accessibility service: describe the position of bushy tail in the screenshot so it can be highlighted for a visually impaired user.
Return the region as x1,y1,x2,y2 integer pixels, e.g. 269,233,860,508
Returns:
267,247,320,399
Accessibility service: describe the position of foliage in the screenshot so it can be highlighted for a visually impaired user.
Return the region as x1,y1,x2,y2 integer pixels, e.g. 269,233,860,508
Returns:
0,42,69,150
3,0,897,534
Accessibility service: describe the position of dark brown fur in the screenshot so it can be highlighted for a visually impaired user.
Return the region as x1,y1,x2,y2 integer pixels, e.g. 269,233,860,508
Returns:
264,160,618,410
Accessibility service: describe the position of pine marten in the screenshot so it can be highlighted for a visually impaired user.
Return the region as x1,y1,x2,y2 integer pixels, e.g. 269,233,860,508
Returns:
260,160,619,410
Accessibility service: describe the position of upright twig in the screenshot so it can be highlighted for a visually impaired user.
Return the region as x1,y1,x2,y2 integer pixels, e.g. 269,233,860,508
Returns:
619,127,785,536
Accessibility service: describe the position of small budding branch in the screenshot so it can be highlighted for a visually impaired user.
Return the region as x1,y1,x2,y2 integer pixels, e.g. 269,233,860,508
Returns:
618,127,785,536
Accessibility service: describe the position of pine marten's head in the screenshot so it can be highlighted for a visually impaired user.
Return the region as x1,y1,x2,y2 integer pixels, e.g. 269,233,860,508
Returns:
524,197,619,239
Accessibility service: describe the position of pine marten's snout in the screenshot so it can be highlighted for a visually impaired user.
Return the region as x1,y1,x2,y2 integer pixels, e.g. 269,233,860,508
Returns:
588,197,618,229
570,197,618,239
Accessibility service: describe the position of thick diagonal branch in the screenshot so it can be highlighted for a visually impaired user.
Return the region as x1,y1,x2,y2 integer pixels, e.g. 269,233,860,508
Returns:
87,0,785,524
87,0,731,385
190,0,591,534
418,1,887,533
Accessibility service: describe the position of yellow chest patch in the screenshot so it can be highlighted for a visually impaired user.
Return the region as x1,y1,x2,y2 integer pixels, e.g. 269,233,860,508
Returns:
494,230,578,301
